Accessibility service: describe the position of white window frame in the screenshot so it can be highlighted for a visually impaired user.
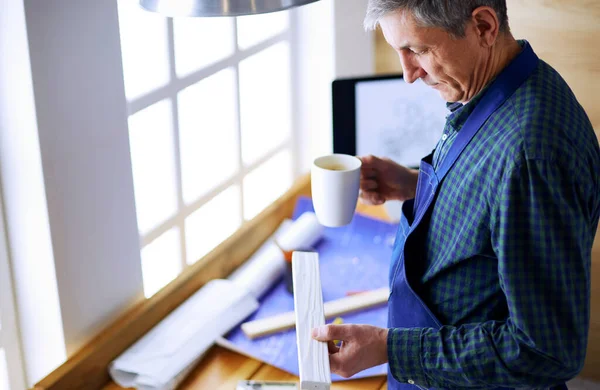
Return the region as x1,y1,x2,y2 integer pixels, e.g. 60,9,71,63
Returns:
0,193,27,390
0,0,370,381
123,14,301,273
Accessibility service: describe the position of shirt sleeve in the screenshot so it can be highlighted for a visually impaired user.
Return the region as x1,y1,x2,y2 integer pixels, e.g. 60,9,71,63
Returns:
387,156,594,389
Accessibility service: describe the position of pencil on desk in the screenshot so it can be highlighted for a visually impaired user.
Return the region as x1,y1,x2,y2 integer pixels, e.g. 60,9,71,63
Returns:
331,317,343,346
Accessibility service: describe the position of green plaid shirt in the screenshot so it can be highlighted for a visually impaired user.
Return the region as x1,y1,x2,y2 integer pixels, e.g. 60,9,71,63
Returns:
388,47,600,388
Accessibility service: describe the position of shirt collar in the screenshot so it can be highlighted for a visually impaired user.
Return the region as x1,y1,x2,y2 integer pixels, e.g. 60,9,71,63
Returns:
445,91,486,131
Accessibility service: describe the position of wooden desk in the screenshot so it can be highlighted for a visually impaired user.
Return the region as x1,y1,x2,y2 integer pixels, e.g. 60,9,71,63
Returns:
33,174,600,388
107,345,389,390
101,202,392,390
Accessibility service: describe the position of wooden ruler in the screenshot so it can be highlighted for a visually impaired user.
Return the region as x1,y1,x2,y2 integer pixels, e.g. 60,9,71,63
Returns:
241,285,389,340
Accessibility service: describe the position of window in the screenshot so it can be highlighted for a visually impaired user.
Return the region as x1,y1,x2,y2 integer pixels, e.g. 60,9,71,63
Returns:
117,1,297,298
0,197,26,390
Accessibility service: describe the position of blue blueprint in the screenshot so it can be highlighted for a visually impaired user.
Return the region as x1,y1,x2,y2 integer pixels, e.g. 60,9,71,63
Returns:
223,196,399,381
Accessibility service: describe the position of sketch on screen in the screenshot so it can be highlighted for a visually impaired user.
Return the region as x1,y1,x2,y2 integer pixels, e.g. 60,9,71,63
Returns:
355,78,448,167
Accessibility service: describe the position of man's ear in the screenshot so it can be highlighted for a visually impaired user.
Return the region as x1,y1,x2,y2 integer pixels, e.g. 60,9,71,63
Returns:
470,6,500,47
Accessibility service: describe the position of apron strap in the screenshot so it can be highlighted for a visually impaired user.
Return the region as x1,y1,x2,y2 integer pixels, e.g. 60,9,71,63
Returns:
435,42,539,182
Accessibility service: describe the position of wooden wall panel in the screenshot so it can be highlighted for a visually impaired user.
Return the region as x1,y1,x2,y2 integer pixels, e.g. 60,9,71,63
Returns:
374,27,401,75
374,0,600,381
507,0,600,132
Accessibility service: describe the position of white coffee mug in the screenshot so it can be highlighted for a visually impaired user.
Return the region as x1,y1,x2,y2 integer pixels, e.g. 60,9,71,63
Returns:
311,154,362,227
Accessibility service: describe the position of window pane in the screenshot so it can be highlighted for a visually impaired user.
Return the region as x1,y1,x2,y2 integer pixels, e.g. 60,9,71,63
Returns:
185,186,241,265
141,227,182,298
178,68,239,204
0,349,9,390
129,100,179,235
239,42,291,166
117,0,170,100
243,149,293,220
237,11,289,50
174,18,235,78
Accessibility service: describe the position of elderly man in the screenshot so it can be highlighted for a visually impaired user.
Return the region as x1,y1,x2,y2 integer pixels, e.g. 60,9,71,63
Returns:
311,1,600,389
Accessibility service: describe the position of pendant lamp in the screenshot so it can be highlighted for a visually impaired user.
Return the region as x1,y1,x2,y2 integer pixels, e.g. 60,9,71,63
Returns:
139,0,321,17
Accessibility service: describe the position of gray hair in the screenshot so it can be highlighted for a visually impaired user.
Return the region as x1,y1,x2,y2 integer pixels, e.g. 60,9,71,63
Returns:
364,0,509,37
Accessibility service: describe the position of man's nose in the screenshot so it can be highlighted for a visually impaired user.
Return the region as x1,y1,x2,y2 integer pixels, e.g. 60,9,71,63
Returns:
399,52,425,84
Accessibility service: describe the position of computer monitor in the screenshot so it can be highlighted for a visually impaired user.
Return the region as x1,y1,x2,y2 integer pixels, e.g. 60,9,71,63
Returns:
331,74,448,220
332,74,448,168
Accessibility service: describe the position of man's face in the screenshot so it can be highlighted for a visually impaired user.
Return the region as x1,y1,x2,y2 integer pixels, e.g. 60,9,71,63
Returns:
379,10,485,103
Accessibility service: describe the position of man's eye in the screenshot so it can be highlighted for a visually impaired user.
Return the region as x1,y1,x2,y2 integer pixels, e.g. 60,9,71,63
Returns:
401,47,427,56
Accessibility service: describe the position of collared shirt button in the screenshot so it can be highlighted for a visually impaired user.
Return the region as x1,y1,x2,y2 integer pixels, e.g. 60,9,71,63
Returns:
442,134,448,141
408,379,415,385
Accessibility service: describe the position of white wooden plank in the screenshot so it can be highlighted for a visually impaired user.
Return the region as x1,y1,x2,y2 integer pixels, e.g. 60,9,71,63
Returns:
241,287,389,339
292,251,331,390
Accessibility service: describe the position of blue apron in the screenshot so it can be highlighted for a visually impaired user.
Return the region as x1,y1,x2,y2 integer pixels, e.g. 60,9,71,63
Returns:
387,42,566,390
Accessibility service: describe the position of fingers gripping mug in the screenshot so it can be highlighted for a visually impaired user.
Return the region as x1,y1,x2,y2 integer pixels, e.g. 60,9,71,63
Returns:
311,154,362,227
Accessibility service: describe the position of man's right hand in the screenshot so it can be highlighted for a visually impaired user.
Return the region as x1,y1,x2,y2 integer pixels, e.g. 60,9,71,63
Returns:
358,155,419,205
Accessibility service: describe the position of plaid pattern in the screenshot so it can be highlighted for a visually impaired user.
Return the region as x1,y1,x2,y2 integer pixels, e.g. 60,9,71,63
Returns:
388,51,600,388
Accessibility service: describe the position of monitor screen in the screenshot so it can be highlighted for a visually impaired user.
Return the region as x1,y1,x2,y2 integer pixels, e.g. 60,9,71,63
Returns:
332,75,448,168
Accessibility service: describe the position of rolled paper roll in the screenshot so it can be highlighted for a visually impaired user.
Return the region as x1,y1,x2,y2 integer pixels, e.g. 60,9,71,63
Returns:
109,279,259,390
276,211,323,252
228,212,323,299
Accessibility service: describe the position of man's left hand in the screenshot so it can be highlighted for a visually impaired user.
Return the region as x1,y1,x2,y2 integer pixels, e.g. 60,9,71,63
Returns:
311,324,389,378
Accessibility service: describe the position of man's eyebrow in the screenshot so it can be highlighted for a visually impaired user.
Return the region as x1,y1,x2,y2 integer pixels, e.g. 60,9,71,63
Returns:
397,42,424,51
